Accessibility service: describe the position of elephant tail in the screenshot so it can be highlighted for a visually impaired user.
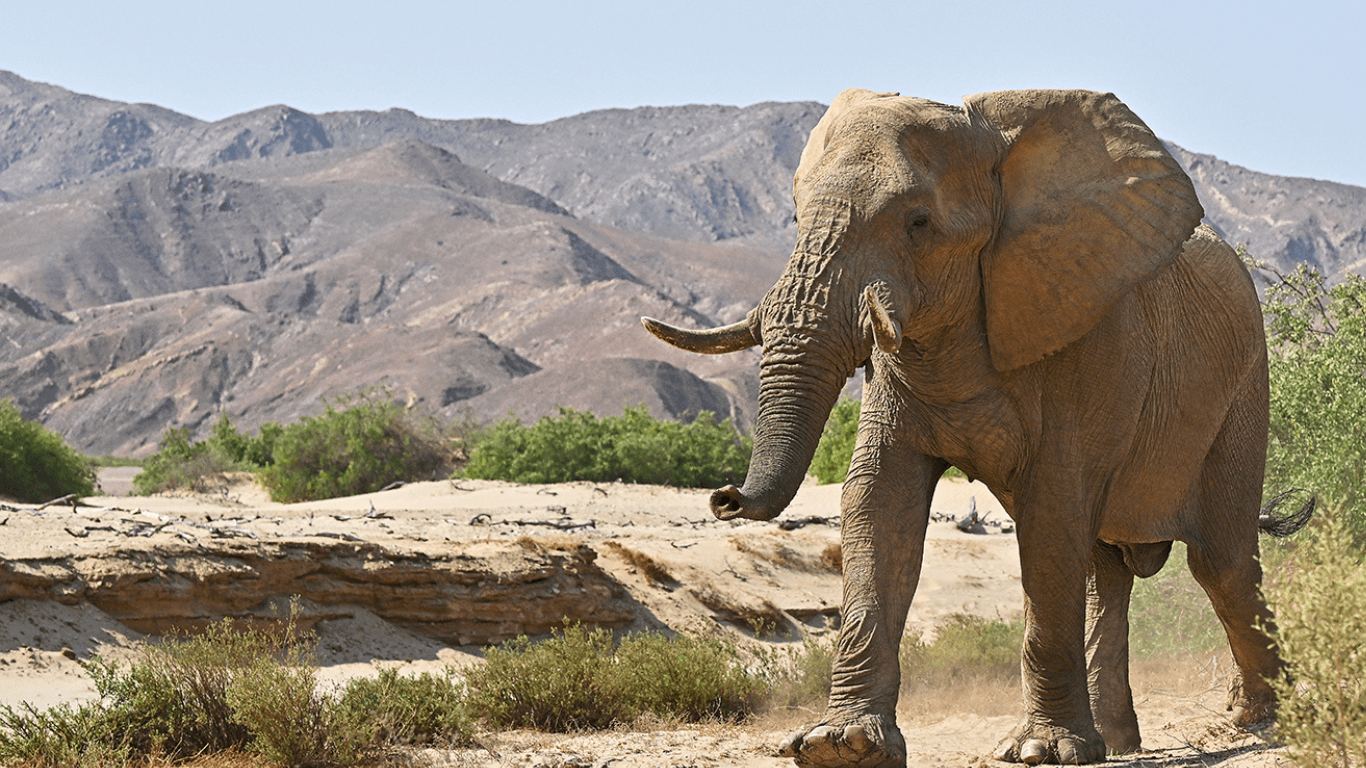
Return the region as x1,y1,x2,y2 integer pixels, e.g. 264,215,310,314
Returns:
1258,489,1316,538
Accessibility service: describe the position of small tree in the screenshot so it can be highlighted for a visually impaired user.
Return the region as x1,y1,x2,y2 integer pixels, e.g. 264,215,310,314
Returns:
1253,257,1366,541
133,416,278,495
259,392,450,503
0,400,95,502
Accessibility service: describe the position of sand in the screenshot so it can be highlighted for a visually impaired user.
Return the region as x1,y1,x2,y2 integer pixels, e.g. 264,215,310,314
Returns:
0,472,1288,766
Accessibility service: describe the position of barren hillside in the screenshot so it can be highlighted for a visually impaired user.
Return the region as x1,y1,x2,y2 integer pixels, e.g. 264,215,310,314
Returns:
1,70,1361,453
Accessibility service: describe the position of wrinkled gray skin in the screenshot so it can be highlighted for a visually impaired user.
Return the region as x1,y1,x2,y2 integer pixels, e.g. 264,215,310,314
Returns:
644,89,1277,767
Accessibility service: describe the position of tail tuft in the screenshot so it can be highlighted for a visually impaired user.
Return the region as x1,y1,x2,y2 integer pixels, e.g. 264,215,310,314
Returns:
1259,489,1316,537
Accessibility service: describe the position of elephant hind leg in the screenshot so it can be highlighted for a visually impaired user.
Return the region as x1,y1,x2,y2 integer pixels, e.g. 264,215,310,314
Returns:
1185,537,1279,726
1185,388,1279,727
1085,541,1144,754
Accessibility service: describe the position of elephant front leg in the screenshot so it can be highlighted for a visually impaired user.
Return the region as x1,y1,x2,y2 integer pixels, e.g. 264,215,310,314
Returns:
1085,541,1143,754
778,447,942,768
992,513,1107,765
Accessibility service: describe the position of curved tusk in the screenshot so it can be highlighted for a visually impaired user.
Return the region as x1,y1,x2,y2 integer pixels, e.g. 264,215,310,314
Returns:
641,314,758,354
863,284,903,355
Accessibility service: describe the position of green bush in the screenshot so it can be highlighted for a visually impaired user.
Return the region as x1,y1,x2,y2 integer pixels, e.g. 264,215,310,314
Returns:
133,415,277,495
0,612,297,766
1264,507,1366,768
0,399,95,503
463,623,765,730
753,633,838,709
809,397,861,485
334,667,472,747
1256,261,1366,541
92,616,287,759
260,391,451,503
460,406,750,487
808,397,965,485
0,700,132,768
228,644,367,767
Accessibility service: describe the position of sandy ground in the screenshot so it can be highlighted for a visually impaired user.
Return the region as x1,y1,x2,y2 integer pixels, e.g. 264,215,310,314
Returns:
0,471,1288,767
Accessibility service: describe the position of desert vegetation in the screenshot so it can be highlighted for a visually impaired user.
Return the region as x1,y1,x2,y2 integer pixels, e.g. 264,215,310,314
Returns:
1249,259,1366,767
0,607,1033,768
126,402,750,502
0,400,95,503
1258,261,1366,539
459,405,751,487
132,391,453,502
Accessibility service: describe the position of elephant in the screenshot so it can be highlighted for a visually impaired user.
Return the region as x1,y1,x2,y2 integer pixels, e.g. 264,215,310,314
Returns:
643,88,1282,766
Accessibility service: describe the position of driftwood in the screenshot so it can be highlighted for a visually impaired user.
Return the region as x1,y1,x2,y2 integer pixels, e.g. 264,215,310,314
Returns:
778,516,837,531
36,494,82,511
509,518,597,531
332,503,394,522
956,497,988,534
308,531,366,542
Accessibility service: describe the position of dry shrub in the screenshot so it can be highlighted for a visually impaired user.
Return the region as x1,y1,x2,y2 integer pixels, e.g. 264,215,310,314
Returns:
1128,652,1231,701
752,634,838,710
1128,542,1226,659
897,676,1024,723
819,543,842,573
513,535,590,554
602,541,675,586
0,605,472,767
896,614,1025,720
1263,507,1366,768
463,623,765,731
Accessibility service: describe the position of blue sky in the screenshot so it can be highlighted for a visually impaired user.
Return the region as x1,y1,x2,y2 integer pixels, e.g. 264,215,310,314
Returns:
5,0,1363,187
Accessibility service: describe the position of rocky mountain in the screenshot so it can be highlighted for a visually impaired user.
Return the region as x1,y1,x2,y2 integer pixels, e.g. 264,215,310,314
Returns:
1165,143,1366,282
0,70,1361,455
0,136,772,455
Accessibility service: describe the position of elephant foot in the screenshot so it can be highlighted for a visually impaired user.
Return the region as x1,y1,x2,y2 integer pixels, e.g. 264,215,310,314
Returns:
1093,707,1142,754
778,712,905,768
1227,671,1277,729
1095,724,1141,756
991,721,1105,765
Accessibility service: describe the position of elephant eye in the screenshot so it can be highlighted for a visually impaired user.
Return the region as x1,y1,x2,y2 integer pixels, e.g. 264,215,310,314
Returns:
909,213,930,230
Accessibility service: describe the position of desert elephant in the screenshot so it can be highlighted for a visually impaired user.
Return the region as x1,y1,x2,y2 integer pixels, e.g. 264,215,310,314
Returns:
643,89,1279,766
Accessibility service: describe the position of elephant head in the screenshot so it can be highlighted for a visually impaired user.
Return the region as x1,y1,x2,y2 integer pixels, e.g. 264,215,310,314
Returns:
643,88,1202,522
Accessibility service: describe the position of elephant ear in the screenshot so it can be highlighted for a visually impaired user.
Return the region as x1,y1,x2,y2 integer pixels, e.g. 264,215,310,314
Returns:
966,90,1203,371
795,88,900,190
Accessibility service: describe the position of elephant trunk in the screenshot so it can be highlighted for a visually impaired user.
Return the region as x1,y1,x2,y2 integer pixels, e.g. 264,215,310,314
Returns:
707,199,864,521
710,331,853,521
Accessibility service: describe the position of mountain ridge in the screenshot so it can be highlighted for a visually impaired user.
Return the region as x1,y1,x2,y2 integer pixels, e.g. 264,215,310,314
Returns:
0,70,1360,455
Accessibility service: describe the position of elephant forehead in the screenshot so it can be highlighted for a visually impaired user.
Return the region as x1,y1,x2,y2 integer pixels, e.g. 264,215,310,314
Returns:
796,137,918,215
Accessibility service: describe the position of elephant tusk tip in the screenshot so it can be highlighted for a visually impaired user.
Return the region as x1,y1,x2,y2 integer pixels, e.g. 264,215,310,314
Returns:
640,317,670,341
